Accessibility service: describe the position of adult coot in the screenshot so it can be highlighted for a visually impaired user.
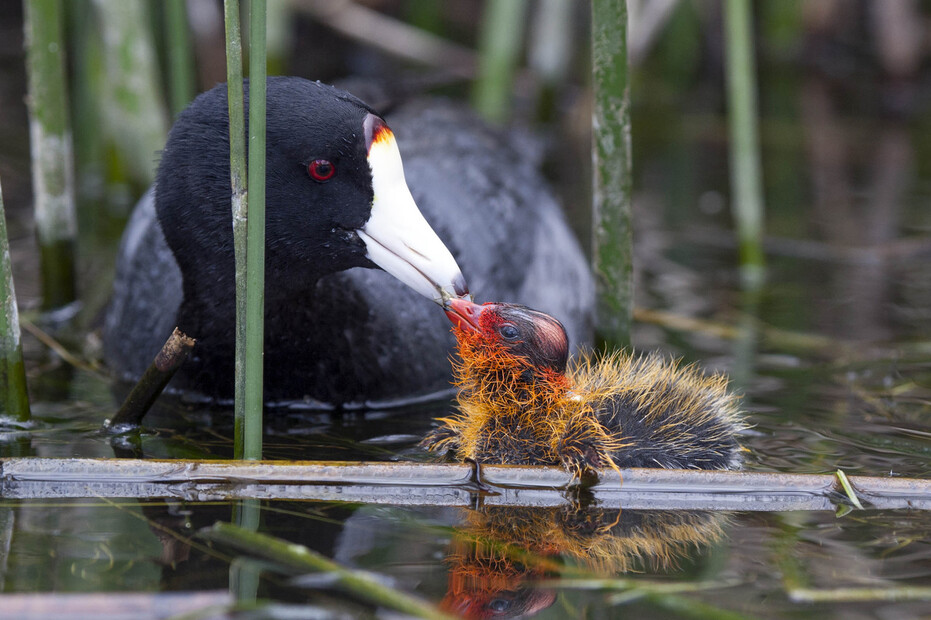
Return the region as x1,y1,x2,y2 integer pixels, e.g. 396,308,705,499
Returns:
104,77,592,407
425,299,745,473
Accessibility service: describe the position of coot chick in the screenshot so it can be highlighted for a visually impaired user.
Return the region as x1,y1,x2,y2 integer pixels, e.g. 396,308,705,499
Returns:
425,300,745,475
104,78,592,406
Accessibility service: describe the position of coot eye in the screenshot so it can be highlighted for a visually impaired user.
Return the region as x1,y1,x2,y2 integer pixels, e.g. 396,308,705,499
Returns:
499,325,520,340
308,159,335,182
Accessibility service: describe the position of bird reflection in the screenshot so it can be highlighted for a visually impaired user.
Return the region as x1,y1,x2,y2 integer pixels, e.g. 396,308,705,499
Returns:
441,505,728,619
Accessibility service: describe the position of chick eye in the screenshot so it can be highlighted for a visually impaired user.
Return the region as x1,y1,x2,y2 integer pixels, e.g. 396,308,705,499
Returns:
308,159,335,182
499,325,520,340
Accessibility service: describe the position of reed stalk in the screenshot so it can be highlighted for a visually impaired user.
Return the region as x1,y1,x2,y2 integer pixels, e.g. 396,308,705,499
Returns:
472,0,528,123
265,0,292,76
529,0,574,122
0,179,30,421
204,522,455,620
242,0,267,461
91,0,168,189
723,0,766,289
591,0,633,350
164,0,196,117
23,0,77,311
231,499,262,603
224,0,249,459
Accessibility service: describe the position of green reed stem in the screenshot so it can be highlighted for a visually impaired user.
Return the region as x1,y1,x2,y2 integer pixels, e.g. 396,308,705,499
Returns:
224,0,249,460
0,178,31,421
231,499,262,603
92,0,168,188
24,0,76,311
204,522,455,620
164,0,195,117
472,0,527,123
591,0,633,350
724,0,766,289
243,0,266,461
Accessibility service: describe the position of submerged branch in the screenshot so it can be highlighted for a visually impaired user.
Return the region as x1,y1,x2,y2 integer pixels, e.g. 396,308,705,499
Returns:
106,328,195,428
1,458,928,510
203,522,454,620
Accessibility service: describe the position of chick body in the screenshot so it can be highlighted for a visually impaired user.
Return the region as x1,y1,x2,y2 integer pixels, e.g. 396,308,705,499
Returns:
426,301,745,475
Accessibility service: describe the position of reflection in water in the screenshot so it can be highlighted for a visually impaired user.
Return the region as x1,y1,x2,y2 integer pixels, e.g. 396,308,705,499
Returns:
441,506,728,619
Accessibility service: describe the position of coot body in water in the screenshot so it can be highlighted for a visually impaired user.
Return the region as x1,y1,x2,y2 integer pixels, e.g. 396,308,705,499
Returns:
426,300,745,473
104,78,592,407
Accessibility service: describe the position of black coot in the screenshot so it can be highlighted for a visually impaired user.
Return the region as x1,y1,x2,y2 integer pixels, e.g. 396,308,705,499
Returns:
104,77,592,407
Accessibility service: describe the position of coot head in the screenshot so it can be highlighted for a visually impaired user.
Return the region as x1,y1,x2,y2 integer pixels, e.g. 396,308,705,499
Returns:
445,298,569,375
156,77,468,322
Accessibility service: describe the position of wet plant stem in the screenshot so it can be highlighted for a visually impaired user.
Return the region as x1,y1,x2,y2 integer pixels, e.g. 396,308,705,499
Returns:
231,499,262,604
591,0,633,350
91,0,168,188
0,178,30,421
244,0,267,460
203,522,455,620
23,0,76,311
724,0,766,289
164,0,195,117
472,0,527,123
224,0,249,460
109,328,195,428
788,586,931,603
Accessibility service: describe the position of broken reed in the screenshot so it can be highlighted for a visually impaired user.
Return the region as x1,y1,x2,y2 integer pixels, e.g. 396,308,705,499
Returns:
724,0,766,289
23,0,76,311
0,178,30,421
591,0,633,350
224,0,266,460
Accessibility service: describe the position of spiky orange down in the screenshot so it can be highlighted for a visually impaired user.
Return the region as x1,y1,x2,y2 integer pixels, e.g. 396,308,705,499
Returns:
423,330,745,474
425,328,625,477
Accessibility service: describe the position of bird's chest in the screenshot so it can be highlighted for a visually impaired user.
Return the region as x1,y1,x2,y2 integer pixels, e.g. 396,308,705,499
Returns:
472,415,560,466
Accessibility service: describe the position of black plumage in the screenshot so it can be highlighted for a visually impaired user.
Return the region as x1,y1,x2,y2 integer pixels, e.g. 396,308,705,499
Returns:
104,78,592,406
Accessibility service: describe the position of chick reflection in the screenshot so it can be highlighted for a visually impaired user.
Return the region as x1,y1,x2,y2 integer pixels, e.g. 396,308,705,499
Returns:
441,506,728,619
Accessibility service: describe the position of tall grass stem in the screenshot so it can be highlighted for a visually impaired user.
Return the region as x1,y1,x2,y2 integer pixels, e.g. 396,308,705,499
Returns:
472,0,528,123
0,178,31,421
165,0,196,117
243,0,267,461
224,0,249,460
591,0,633,350
91,0,168,189
724,0,766,289
24,0,77,311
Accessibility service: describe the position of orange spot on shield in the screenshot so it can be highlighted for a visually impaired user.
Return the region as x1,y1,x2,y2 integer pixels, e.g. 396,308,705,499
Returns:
364,113,395,153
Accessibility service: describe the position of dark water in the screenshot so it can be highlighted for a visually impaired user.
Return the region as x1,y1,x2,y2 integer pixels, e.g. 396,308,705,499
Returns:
3,230,930,618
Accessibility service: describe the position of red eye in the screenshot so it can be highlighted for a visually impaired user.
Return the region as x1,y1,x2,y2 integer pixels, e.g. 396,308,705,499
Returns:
308,159,335,181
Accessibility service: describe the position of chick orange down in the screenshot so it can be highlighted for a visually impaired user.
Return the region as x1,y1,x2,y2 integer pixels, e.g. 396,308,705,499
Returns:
423,300,746,476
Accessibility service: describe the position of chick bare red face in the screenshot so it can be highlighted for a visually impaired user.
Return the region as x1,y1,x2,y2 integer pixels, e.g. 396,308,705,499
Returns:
444,298,485,332
445,299,570,374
